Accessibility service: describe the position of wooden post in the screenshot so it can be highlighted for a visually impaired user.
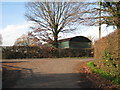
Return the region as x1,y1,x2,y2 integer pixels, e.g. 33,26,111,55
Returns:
98,0,101,39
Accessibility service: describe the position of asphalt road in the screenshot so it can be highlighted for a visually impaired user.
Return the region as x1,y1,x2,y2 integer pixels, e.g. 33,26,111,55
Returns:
2,58,95,88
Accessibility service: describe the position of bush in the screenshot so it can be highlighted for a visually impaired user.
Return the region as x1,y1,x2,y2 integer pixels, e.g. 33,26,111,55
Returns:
103,50,114,61
87,61,120,84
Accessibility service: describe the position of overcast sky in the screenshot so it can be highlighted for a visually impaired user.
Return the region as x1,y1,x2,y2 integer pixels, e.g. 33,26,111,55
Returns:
0,1,116,46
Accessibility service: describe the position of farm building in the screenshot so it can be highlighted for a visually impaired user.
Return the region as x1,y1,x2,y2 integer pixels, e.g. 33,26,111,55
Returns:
58,36,92,48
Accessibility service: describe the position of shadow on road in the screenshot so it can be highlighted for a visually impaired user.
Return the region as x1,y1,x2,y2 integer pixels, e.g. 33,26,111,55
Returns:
1,61,28,63
2,64,33,88
2,65,33,73
2,67,22,88
13,73,96,88
2,67,96,88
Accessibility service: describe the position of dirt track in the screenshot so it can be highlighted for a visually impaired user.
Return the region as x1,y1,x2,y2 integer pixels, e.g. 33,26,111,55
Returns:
2,58,95,88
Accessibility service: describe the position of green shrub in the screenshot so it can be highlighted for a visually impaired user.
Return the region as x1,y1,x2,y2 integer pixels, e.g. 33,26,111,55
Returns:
103,50,114,61
87,61,120,84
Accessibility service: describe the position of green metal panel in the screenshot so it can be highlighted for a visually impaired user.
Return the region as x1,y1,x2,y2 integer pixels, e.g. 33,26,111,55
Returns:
58,41,69,48
69,42,91,48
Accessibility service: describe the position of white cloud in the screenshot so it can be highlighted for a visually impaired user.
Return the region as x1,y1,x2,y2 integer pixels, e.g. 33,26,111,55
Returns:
0,22,32,46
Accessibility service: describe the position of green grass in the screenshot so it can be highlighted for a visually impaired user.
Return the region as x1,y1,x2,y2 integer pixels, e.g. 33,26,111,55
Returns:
87,61,120,85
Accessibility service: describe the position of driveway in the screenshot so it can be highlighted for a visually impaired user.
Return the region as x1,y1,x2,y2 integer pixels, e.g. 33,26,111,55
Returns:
2,58,95,88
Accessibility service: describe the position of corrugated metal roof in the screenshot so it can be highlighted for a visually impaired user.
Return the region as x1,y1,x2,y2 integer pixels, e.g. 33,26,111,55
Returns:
58,36,91,42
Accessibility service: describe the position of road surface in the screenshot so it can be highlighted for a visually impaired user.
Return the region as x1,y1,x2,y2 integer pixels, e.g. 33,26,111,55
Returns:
2,58,95,88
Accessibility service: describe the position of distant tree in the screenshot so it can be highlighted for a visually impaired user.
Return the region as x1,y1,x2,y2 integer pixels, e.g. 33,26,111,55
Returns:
0,34,2,45
14,32,42,46
87,35,95,42
25,2,85,48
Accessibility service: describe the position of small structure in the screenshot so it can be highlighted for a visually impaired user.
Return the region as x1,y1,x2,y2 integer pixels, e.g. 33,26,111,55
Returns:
58,36,91,48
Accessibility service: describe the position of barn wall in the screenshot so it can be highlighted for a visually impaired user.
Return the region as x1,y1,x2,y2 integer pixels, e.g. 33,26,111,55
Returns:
58,41,69,48
69,42,91,48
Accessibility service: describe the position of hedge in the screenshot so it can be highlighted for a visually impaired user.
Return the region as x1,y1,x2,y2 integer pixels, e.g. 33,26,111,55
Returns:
2,46,93,59
93,29,120,84
94,29,120,60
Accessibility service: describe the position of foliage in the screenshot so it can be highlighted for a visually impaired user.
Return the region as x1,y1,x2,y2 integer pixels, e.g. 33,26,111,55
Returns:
103,50,113,61
87,61,120,84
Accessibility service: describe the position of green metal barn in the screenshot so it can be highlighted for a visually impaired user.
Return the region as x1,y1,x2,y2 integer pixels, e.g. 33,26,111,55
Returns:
58,36,91,48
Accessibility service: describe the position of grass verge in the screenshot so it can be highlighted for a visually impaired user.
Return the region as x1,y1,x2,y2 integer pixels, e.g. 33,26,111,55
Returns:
87,61,120,85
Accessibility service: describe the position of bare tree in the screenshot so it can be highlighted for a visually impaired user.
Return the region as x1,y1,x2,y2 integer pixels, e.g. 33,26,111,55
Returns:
87,35,95,42
32,28,54,44
14,32,41,46
25,2,84,48
78,2,99,26
79,1,120,25
100,1,120,29
79,1,120,38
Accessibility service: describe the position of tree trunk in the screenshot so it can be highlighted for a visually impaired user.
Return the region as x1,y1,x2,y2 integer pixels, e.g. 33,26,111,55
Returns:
53,33,58,48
